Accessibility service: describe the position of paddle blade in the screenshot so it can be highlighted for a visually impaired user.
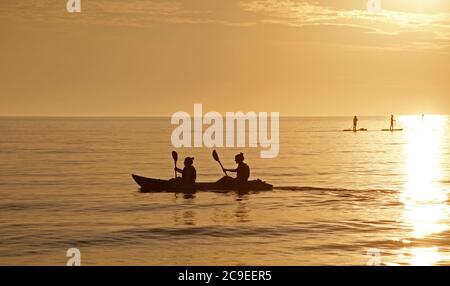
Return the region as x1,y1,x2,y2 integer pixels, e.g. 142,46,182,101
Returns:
172,151,178,162
212,150,220,162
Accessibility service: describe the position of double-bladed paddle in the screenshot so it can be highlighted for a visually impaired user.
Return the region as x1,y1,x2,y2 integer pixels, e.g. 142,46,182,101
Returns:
172,151,178,178
212,150,228,176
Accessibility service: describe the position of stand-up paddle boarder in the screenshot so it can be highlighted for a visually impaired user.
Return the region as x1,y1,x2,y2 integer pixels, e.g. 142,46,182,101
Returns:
390,115,396,131
353,116,358,132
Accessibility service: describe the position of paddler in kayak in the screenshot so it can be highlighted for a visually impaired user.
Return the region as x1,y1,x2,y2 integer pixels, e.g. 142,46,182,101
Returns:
174,157,197,186
220,152,250,183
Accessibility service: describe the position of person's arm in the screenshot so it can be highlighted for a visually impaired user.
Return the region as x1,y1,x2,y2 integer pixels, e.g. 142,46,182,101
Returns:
174,167,183,173
223,167,237,172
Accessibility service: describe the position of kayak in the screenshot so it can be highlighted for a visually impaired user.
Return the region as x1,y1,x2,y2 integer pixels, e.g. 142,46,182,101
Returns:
343,128,367,132
132,174,273,192
381,129,403,131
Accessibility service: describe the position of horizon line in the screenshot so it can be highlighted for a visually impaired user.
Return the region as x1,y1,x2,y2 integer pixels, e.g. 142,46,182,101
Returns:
0,114,446,118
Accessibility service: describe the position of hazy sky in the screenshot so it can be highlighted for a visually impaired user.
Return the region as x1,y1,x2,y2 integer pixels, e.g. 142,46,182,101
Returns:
0,0,449,116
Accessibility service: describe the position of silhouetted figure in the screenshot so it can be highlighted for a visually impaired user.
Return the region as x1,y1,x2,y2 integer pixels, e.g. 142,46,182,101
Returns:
390,115,396,131
353,116,358,132
222,153,250,183
175,157,197,185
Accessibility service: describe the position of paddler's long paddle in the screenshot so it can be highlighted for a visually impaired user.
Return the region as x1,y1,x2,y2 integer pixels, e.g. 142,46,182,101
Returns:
212,150,228,176
172,151,178,178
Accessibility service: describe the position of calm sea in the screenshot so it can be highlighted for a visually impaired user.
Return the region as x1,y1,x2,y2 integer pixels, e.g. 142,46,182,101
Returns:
0,116,449,265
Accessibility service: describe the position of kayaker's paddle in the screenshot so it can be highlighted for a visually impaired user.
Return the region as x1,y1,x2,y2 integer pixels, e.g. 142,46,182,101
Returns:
212,150,228,176
172,151,178,178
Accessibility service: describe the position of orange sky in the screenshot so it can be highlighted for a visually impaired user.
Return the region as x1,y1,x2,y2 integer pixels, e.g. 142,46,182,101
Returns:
0,0,449,116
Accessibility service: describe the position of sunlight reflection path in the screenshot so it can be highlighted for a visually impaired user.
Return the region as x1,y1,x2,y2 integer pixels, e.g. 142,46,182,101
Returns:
398,115,449,265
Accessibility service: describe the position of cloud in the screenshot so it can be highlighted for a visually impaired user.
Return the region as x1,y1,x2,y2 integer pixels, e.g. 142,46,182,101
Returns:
1,0,449,51
0,0,221,27
239,0,450,50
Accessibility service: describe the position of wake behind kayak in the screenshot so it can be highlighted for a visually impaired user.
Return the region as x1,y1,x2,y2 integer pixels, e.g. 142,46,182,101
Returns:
132,174,273,193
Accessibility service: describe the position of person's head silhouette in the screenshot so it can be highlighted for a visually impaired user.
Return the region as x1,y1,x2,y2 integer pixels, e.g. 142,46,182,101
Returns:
234,153,245,164
184,157,194,167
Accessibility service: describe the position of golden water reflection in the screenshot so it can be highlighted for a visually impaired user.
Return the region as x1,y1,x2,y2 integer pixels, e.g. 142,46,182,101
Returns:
398,115,449,265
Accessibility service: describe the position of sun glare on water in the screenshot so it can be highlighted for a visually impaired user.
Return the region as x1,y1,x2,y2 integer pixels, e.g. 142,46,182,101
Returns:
396,115,450,265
